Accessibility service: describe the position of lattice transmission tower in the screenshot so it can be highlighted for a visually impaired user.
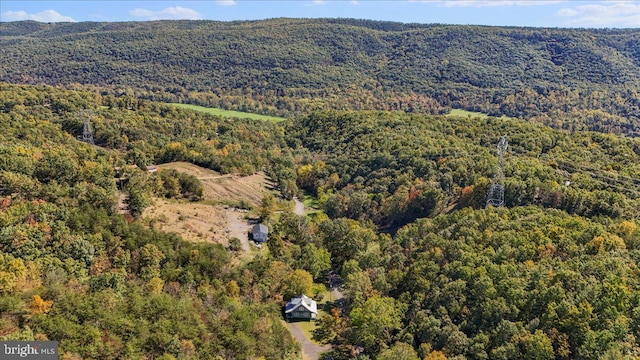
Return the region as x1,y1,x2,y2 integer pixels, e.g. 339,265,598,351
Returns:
486,135,508,208
81,111,95,145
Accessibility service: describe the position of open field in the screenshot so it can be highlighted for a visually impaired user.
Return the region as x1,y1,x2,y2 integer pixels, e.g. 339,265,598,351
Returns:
142,162,274,250
143,199,231,244
446,109,514,120
169,103,286,122
158,162,273,207
143,199,259,256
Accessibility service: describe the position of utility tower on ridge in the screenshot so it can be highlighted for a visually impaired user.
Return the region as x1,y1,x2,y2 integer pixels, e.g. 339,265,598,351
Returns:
486,135,508,208
81,112,95,145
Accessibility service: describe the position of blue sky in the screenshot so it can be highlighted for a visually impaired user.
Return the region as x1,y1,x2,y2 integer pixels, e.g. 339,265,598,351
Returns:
1,1,639,28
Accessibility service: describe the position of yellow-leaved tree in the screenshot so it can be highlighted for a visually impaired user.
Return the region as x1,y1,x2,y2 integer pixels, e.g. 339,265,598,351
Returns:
29,295,53,314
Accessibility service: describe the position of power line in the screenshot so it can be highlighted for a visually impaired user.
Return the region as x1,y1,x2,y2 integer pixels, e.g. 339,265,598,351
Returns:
566,162,640,187
553,162,640,197
82,118,95,145
486,135,508,208
77,109,95,145
537,154,640,197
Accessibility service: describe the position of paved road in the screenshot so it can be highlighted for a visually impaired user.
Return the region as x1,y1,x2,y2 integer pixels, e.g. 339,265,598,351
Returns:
287,322,331,360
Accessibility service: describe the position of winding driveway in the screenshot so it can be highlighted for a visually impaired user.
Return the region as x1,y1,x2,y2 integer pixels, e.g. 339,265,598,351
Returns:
287,322,331,360
287,197,347,359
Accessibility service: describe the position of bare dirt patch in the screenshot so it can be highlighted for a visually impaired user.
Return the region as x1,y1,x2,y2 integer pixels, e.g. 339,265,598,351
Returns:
225,207,253,252
158,162,274,207
143,199,231,245
116,190,129,215
142,162,273,251
293,196,305,216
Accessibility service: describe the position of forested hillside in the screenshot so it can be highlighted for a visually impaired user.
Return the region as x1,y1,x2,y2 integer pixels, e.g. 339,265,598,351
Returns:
316,206,640,360
3,16,640,360
1,19,640,135
284,111,640,359
287,111,640,230
0,83,301,359
1,83,639,359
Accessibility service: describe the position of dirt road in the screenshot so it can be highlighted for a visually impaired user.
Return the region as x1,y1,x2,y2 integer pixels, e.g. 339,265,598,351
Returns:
116,191,129,215
328,273,345,303
293,197,305,216
225,208,251,252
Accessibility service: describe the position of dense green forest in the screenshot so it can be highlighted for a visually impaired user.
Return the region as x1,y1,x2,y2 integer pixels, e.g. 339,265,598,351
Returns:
316,207,640,359
1,83,639,359
2,17,640,360
1,19,640,135
287,111,640,229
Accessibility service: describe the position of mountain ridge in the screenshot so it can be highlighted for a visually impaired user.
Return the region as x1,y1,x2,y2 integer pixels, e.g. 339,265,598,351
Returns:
2,18,640,134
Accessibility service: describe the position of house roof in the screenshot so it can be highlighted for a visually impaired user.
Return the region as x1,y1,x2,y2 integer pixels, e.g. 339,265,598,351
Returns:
252,223,268,235
285,294,317,314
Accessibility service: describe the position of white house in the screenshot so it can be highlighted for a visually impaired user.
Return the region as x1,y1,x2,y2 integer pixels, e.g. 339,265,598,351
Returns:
284,294,318,320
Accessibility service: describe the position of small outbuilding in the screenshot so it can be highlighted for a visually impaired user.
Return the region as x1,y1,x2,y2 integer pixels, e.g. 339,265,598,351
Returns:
285,294,318,321
252,223,268,243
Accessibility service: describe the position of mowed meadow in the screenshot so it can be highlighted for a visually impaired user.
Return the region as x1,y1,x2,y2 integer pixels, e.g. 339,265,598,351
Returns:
170,103,285,122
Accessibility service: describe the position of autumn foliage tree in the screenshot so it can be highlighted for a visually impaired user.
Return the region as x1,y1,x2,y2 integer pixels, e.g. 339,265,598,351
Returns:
29,295,53,315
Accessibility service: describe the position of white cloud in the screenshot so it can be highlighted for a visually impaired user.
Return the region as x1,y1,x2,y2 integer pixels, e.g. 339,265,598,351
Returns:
129,6,202,20
351,0,360,4
215,0,236,6
1,9,75,22
304,0,326,6
438,1,565,7
558,1,640,27
557,8,579,17
409,0,565,7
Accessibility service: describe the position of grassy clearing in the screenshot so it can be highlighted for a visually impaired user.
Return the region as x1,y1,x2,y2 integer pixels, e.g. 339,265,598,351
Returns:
296,320,318,343
169,103,285,122
446,109,513,120
306,210,325,219
302,195,325,217
158,162,272,207
303,195,320,208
